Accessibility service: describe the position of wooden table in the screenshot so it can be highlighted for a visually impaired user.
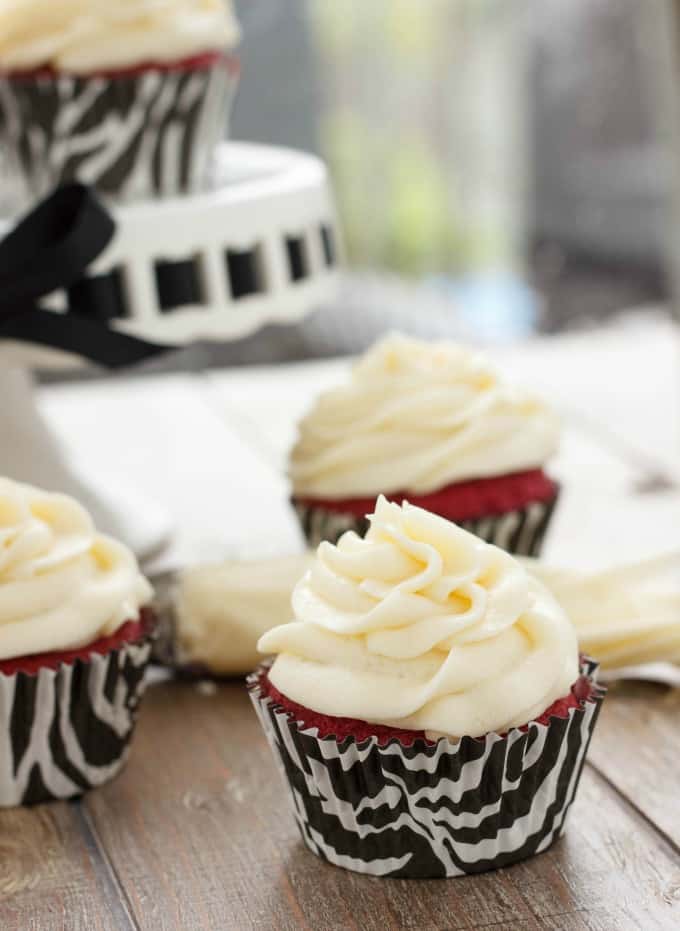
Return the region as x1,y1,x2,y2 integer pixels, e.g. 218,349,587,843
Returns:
2,319,680,930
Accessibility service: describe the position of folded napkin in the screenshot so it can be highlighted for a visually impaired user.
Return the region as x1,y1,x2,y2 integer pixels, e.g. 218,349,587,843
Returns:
525,552,680,682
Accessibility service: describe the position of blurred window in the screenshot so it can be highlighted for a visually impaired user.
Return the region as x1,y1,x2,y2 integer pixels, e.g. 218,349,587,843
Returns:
233,0,670,337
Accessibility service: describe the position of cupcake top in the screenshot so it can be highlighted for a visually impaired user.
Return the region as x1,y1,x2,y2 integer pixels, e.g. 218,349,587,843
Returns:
0,478,152,661
259,497,579,739
290,334,559,500
0,0,240,74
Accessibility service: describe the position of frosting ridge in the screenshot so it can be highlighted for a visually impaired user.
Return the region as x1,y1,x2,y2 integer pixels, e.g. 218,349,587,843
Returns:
0,0,240,72
0,478,152,660
290,334,559,499
259,497,578,738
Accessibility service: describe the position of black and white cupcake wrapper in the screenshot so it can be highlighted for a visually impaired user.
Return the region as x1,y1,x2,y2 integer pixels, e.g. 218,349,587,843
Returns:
248,657,605,879
0,60,237,202
0,631,153,808
294,491,560,558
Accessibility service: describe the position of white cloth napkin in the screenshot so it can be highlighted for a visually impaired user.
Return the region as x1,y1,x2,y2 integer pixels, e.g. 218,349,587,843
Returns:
524,552,680,682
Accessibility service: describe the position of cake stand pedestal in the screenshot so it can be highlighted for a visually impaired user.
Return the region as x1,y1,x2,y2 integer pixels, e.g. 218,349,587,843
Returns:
0,142,341,559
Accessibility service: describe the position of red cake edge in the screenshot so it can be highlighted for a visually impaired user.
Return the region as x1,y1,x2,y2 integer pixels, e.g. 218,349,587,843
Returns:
294,469,558,524
256,663,595,748
0,606,156,677
2,51,240,82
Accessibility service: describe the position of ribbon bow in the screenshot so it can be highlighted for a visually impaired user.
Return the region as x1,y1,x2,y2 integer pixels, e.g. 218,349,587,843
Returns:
0,184,167,368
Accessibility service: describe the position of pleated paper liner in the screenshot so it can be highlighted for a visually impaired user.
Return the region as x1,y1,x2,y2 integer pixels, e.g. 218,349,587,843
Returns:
248,656,605,879
0,54,238,200
0,610,156,808
293,490,560,557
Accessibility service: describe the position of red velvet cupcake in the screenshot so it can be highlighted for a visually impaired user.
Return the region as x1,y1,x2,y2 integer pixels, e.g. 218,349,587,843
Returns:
290,335,560,556
251,498,605,878
255,662,596,748
0,478,155,807
0,1,241,201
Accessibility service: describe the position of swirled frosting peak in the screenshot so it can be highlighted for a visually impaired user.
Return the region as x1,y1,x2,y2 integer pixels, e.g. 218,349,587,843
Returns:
0,478,152,661
290,334,559,499
259,497,578,739
0,0,240,73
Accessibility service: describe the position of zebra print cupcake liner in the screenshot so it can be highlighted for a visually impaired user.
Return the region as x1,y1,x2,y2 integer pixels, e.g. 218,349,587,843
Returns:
0,626,154,808
248,657,605,879
0,57,237,202
293,490,560,557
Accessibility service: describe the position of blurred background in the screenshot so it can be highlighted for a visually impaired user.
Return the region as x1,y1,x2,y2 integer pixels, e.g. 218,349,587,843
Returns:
9,0,678,563
211,0,672,359
13,0,672,372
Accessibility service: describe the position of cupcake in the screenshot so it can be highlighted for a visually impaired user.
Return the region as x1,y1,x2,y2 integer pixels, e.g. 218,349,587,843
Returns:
0,0,240,202
0,477,155,807
290,334,560,557
250,497,604,878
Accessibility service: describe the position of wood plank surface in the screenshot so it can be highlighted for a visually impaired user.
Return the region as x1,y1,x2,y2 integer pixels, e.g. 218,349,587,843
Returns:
76,679,680,931
0,802,135,931
588,681,680,852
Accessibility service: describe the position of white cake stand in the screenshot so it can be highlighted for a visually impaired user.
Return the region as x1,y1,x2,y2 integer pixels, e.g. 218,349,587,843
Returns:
0,142,341,559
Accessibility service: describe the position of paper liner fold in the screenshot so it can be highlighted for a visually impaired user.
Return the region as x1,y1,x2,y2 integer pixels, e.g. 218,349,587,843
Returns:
293,491,560,557
0,58,238,200
248,657,604,878
0,629,154,807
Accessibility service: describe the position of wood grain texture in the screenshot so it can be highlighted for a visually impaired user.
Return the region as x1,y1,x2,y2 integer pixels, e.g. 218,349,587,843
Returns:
78,680,680,931
587,681,680,851
0,802,135,931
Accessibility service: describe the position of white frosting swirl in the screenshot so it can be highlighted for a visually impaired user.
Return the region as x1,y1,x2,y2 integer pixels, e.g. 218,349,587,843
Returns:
290,334,559,499
0,0,240,73
259,497,578,739
0,478,152,661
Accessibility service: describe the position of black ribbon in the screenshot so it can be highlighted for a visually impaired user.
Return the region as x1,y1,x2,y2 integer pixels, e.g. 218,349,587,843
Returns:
0,184,168,368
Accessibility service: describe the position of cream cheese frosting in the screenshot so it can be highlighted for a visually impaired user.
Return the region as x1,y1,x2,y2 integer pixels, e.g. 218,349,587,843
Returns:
289,334,560,500
0,0,240,73
259,497,578,739
0,478,152,661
